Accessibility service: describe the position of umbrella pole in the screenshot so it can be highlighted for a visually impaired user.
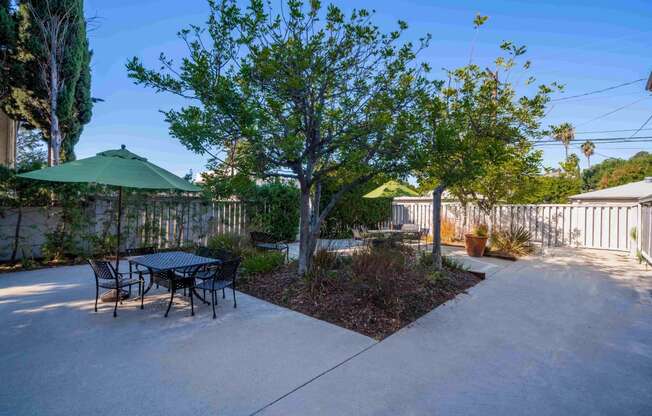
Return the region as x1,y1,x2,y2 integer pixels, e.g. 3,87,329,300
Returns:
116,187,122,271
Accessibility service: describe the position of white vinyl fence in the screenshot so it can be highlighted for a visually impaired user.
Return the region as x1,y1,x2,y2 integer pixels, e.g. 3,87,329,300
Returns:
392,197,640,253
640,198,652,263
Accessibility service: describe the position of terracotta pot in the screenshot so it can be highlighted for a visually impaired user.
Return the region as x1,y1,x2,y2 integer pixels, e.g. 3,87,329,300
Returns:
464,234,488,257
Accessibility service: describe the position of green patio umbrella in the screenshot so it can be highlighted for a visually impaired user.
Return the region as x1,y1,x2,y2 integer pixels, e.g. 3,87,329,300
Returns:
18,145,200,269
363,180,419,198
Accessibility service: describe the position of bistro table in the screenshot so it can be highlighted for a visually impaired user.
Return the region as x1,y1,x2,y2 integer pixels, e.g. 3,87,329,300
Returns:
129,251,221,317
365,229,424,248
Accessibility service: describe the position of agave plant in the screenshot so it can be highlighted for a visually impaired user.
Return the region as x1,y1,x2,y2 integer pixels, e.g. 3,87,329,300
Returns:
490,226,534,257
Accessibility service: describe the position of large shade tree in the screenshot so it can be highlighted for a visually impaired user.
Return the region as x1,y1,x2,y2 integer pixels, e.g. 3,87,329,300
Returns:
0,0,17,104
414,39,557,268
5,0,92,165
127,0,428,274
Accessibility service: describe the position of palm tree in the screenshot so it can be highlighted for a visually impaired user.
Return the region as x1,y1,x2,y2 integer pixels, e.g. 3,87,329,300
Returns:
581,140,595,168
552,122,575,160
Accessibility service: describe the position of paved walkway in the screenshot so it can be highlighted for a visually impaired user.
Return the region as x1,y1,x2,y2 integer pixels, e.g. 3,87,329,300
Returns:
259,249,652,415
1,249,651,415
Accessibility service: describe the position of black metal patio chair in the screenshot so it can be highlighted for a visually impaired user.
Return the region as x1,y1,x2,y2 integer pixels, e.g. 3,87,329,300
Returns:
191,247,236,300
126,246,159,283
194,257,241,319
156,265,204,318
88,259,144,318
250,231,289,261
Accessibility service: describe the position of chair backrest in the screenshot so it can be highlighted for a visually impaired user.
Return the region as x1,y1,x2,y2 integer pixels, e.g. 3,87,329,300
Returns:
219,258,241,283
198,258,241,288
88,259,117,281
125,246,158,257
194,246,213,258
250,231,277,243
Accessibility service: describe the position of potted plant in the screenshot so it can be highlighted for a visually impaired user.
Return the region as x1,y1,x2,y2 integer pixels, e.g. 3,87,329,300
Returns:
465,223,488,257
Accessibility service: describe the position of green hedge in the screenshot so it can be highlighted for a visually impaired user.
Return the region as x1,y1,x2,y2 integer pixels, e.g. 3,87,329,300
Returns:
247,182,300,242
320,177,391,238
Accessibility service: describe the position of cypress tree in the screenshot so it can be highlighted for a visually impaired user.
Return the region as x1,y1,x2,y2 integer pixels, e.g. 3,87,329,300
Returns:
10,0,92,164
0,0,17,105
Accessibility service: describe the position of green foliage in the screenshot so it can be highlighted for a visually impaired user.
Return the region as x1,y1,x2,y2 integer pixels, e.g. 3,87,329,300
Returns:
418,251,467,272
351,246,410,309
0,0,17,103
201,176,300,242
126,0,427,274
471,223,488,238
4,0,93,163
248,182,299,242
320,176,392,238
582,152,652,191
207,232,251,258
580,140,595,167
490,226,534,257
413,32,558,267
41,182,93,261
241,251,285,275
0,154,50,261
550,122,575,159
510,155,582,204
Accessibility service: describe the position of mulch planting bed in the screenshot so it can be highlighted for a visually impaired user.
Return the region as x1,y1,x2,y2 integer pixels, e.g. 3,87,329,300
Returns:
238,250,483,340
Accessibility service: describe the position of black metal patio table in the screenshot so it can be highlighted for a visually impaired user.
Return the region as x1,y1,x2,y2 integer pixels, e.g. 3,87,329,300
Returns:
129,251,221,317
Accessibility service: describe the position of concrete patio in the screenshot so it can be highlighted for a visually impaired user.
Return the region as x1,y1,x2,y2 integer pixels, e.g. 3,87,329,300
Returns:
1,248,651,415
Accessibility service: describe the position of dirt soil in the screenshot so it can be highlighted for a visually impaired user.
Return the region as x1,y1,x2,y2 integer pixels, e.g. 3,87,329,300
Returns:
238,259,482,340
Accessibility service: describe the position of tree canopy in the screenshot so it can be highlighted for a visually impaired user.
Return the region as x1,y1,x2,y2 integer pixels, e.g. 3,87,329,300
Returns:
586,151,652,190
1,0,93,164
127,0,428,274
412,36,556,267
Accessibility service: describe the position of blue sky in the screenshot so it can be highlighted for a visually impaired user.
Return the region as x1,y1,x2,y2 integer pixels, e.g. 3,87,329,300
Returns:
80,0,651,176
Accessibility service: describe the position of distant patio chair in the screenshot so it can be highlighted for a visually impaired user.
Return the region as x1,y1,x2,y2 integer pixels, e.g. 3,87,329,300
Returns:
400,223,423,249
88,259,144,318
250,231,289,261
194,257,241,319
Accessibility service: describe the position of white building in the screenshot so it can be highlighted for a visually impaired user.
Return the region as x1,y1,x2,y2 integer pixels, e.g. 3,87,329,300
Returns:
569,177,652,204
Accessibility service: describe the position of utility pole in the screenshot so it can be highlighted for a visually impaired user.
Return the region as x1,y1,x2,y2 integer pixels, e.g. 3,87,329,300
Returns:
646,71,652,92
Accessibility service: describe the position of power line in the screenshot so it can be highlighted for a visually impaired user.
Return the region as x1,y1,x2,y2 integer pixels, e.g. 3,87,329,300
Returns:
550,78,646,102
629,112,652,138
576,97,649,126
534,136,652,146
574,127,652,134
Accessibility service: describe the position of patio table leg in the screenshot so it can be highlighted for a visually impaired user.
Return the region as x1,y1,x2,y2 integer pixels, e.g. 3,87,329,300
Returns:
191,287,209,304
165,287,175,318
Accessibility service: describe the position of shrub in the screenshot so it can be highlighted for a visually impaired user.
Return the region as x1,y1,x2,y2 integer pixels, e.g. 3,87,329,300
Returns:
441,218,456,242
310,248,339,274
248,182,300,242
241,251,285,275
490,226,534,257
207,233,251,258
350,246,409,309
320,177,392,238
470,223,488,238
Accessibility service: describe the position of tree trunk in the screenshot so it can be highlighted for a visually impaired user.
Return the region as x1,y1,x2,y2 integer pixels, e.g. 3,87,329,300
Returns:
297,188,313,275
431,185,445,270
49,30,61,166
10,205,23,262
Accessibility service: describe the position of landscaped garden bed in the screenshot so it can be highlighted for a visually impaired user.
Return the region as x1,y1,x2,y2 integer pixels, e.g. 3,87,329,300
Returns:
238,245,482,340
